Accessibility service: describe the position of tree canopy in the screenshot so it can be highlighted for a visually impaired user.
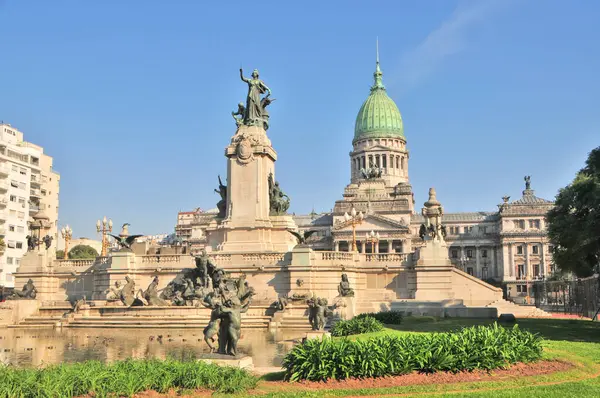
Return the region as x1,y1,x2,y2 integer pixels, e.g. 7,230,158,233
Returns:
547,146,600,277
68,245,99,260
55,250,65,259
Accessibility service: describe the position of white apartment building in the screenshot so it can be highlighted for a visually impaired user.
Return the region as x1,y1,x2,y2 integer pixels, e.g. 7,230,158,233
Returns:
0,122,60,287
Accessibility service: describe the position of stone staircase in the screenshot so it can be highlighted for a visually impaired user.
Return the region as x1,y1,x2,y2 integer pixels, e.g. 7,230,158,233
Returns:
486,299,552,318
354,290,394,315
66,314,271,329
8,302,72,329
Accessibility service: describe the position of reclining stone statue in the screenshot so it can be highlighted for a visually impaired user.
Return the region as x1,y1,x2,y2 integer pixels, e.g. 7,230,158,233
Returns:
7,279,37,300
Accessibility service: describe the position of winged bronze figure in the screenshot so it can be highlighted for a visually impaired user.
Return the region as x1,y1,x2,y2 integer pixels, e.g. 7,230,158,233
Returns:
287,229,318,245
110,233,144,250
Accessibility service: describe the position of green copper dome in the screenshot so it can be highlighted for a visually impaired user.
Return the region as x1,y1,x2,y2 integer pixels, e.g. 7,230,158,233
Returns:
353,59,404,142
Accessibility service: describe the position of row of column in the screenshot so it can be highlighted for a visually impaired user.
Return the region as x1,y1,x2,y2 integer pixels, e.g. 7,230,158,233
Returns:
352,153,407,173
454,245,498,280
503,242,550,281
334,239,405,253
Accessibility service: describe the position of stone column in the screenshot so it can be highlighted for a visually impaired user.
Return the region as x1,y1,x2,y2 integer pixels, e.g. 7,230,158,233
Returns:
525,243,531,279
491,246,497,277
508,243,514,278
540,243,546,277
475,246,480,278
334,241,339,252
388,240,393,253
375,241,379,254
361,241,366,253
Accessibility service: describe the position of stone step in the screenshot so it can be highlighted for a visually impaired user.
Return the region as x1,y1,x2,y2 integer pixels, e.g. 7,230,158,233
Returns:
65,322,269,329
8,324,56,329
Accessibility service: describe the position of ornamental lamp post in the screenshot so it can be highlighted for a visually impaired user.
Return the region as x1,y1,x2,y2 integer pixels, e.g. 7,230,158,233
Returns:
32,207,50,251
61,225,73,260
96,217,113,257
365,230,380,253
458,254,468,271
343,206,364,252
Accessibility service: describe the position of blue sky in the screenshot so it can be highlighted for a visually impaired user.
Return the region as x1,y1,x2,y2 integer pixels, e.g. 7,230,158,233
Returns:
1,0,599,240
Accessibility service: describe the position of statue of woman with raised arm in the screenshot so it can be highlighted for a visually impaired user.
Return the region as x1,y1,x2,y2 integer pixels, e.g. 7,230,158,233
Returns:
240,68,271,126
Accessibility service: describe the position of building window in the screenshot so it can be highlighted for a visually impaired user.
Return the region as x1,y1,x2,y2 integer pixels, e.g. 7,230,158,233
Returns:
467,267,474,276
18,182,25,190
7,240,15,248
19,168,26,175
451,249,458,258
467,249,473,258
17,226,24,233
10,180,18,188
17,212,24,219
7,257,13,264
482,267,489,280
533,264,540,278
532,245,539,255
16,242,22,249
517,264,525,279
482,226,488,234
515,220,525,229
11,165,18,172
9,195,16,202
8,225,15,232
517,284,527,293
517,245,523,255
482,249,488,258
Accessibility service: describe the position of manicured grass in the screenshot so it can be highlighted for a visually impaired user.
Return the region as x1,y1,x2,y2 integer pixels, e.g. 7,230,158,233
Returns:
240,317,600,397
0,358,257,397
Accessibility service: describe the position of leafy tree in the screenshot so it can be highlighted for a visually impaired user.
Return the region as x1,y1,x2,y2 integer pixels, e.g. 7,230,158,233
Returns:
547,146,600,277
55,250,65,259
68,245,99,259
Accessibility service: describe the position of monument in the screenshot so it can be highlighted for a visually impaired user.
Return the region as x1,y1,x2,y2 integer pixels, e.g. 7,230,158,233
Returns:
205,68,297,253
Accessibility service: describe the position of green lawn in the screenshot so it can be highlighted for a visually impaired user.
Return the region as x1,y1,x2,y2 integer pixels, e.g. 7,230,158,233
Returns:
238,317,600,398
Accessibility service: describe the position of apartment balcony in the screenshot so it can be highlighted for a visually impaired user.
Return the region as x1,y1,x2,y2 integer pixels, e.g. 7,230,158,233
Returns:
0,198,6,208
0,163,9,177
0,210,6,221
29,204,40,213
0,181,7,192
30,174,41,186
30,188,41,198
0,226,5,235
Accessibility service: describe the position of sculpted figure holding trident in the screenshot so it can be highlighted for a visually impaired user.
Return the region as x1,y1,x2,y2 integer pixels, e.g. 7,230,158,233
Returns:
239,68,272,127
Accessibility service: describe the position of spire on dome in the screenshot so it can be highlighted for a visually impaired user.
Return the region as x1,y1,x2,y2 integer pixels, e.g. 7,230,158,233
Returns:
372,38,385,90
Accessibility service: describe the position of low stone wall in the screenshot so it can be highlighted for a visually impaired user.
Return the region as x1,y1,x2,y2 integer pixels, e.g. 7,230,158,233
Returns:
0,300,40,326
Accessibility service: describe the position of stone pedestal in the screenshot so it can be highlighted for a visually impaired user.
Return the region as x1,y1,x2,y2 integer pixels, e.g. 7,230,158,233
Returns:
332,296,355,320
304,331,331,341
413,239,454,301
199,354,254,370
206,124,297,253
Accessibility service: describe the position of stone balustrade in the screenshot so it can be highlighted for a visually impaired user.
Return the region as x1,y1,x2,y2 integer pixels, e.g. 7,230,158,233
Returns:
53,259,95,269
139,254,185,264
365,253,412,264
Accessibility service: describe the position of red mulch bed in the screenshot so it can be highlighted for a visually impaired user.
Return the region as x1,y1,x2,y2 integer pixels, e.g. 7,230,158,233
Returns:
270,360,572,390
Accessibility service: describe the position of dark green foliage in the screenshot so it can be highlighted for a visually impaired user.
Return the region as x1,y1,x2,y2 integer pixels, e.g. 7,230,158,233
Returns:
283,324,543,381
355,310,403,325
0,358,257,397
55,249,64,259
68,244,99,259
547,146,600,277
331,316,384,336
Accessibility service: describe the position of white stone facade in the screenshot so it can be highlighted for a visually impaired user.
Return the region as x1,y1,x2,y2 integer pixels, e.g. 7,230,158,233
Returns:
0,122,60,287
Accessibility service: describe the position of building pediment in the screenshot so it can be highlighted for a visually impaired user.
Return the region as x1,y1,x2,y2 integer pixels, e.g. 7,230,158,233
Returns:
333,213,409,232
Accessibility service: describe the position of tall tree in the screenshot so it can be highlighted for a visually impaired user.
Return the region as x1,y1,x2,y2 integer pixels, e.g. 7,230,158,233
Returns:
547,146,600,277
68,245,99,260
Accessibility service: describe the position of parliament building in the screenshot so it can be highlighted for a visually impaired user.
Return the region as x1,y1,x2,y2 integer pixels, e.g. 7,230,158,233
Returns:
175,56,556,299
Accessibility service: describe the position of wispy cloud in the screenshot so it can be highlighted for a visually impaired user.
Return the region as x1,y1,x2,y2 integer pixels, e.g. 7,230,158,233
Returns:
395,0,512,89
